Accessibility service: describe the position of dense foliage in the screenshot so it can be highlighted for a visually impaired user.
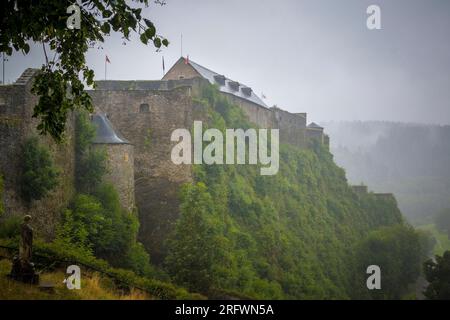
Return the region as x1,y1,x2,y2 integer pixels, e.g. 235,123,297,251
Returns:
21,136,59,203
55,111,151,275
165,182,224,293
75,111,107,193
166,85,426,299
355,224,428,299
1,0,168,141
424,250,450,299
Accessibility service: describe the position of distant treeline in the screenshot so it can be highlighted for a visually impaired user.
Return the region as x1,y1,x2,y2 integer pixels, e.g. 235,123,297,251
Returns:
324,121,450,224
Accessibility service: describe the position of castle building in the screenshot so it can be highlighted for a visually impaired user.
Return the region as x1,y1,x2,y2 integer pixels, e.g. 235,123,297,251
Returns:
162,57,310,147
0,69,75,238
1,62,330,261
306,122,324,143
91,113,135,213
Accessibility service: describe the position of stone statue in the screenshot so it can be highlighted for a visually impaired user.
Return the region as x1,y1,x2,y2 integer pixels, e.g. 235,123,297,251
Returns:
19,215,33,267
9,215,39,284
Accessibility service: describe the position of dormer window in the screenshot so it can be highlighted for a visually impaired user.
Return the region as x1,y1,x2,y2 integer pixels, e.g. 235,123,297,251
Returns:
228,81,240,91
241,87,252,96
140,103,150,113
214,74,226,85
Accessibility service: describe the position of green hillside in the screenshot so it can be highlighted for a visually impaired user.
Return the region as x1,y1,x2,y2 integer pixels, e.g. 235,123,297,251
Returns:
164,85,429,299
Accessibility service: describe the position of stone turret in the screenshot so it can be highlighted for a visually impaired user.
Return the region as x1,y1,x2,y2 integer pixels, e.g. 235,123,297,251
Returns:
91,113,135,213
306,122,324,144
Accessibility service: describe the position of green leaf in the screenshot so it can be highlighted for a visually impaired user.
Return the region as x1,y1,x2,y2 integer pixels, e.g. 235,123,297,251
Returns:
145,26,155,39
101,23,111,34
153,37,161,48
140,33,148,45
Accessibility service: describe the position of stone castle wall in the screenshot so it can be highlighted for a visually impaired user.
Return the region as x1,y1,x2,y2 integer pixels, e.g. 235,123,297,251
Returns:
88,85,201,263
0,69,317,260
96,78,309,147
0,70,75,239
89,78,311,261
93,143,135,213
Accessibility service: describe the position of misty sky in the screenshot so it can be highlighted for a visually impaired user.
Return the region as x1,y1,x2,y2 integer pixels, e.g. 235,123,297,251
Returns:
2,0,450,124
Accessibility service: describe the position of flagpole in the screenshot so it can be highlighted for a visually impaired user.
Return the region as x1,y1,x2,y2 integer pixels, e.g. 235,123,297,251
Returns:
181,33,183,57
104,57,107,80
2,52,5,84
162,56,165,77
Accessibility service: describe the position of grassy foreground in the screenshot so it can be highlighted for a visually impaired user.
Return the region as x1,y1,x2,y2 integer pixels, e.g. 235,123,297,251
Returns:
0,259,151,300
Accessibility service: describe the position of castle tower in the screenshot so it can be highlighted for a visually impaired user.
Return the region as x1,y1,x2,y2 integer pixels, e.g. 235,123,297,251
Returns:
306,122,325,144
91,113,135,212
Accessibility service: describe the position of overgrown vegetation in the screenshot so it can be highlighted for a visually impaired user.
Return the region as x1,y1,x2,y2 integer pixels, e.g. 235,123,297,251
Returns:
165,84,428,299
0,215,21,239
0,239,203,300
75,111,107,194
423,250,450,299
54,111,151,276
355,224,430,299
21,137,59,203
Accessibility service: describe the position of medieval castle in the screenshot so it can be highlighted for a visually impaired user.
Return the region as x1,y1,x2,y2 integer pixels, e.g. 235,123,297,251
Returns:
0,57,389,262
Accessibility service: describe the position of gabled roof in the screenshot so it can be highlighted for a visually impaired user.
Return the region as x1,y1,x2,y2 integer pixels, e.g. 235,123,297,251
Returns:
92,113,130,144
307,122,323,129
174,57,268,109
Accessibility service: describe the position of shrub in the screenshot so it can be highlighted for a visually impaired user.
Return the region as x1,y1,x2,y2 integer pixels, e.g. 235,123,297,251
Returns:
165,182,223,293
75,111,107,194
355,224,425,299
424,250,450,299
0,215,22,239
21,137,59,203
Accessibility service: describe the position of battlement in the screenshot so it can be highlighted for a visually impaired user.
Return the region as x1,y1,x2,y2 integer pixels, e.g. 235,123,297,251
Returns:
95,77,207,92
373,193,396,202
13,68,39,86
351,185,368,195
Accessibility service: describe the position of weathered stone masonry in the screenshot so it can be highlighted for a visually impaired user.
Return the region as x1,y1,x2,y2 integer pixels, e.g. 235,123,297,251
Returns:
0,69,75,239
1,62,332,264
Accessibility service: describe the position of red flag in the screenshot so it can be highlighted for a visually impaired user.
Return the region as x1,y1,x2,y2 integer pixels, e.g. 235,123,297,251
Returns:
184,55,189,65
106,55,111,63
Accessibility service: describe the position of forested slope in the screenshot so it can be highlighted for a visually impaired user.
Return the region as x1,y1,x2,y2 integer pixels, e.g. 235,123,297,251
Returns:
164,85,428,299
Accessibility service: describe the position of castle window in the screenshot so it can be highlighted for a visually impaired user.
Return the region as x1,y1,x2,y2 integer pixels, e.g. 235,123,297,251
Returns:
214,74,226,85
140,103,150,113
241,87,252,96
228,81,240,91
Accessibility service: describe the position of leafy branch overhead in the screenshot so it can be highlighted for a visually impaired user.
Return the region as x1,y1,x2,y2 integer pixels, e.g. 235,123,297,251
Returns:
0,0,169,142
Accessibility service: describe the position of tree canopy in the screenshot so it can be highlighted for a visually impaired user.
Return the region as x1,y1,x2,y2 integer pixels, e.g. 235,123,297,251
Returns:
424,251,450,299
0,0,168,142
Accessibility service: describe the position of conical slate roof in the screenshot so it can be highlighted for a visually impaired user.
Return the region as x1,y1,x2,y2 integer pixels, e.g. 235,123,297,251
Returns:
92,113,130,144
